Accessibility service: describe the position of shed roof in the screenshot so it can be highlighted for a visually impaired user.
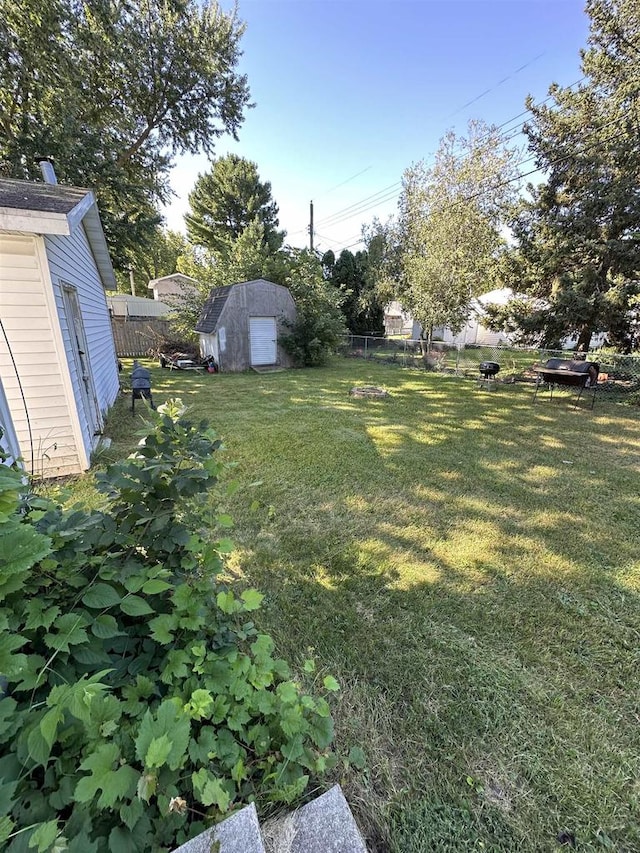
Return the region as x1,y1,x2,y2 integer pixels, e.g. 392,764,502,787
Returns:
195,285,233,333
195,279,291,335
0,177,116,289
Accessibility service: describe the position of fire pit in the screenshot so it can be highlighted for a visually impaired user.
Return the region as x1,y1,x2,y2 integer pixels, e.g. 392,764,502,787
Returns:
478,361,500,389
349,386,389,399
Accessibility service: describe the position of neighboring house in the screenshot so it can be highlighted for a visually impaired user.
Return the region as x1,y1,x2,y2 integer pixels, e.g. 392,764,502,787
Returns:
0,165,120,478
148,272,198,301
384,301,422,339
195,279,297,372
384,289,513,346
107,294,170,319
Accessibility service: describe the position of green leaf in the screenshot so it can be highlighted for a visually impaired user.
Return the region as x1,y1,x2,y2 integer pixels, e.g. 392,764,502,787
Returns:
44,613,89,653
145,735,172,768
240,589,264,611
141,579,172,594
29,819,59,853
81,583,122,609
148,613,176,644
135,700,191,772
91,614,126,639
303,659,316,673
185,689,214,721
28,723,53,766
0,816,15,845
23,602,60,631
216,590,240,614
276,681,298,705
40,708,63,748
191,769,231,812
347,746,367,769
323,675,340,692
120,595,154,616
0,632,27,675
119,798,144,831
74,744,138,808
309,714,334,749
0,524,51,576
281,736,304,761
136,773,157,804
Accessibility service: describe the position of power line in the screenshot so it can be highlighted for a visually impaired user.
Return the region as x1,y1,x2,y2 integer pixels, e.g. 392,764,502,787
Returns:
319,111,630,250
448,51,547,118
429,112,632,217
318,85,619,233
315,167,373,199
315,180,402,227
315,76,588,231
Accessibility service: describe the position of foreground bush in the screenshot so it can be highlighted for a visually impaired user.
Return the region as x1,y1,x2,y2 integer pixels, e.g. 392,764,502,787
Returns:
0,403,337,852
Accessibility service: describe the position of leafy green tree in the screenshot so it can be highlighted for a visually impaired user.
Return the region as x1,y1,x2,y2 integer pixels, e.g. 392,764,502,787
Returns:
395,120,519,346
280,250,347,366
326,249,385,336
0,0,250,268
493,0,640,352
361,217,402,310
185,154,284,255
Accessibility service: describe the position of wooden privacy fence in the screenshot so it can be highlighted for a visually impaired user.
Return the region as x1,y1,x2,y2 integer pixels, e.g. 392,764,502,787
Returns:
111,319,171,357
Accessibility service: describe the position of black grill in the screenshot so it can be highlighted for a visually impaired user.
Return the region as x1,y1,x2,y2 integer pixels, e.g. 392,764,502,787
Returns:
479,361,500,380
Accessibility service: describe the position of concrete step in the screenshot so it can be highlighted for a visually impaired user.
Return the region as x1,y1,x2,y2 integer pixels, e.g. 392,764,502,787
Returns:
262,785,368,853
171,785,367,853
173,802,266,853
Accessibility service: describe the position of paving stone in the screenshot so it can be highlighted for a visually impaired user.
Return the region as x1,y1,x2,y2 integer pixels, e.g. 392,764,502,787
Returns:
173,803,265,853
262,785,368,853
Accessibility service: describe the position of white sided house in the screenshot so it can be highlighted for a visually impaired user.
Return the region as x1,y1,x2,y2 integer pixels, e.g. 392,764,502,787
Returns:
384,289,514,347
0,167,120,478
148,272,198,301
196,279,297,372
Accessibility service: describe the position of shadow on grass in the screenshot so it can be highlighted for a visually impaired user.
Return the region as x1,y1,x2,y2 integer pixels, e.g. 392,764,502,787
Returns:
109,359,640,852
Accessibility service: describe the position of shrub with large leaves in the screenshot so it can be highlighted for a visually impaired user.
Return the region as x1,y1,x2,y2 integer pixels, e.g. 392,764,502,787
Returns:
0,403,337,852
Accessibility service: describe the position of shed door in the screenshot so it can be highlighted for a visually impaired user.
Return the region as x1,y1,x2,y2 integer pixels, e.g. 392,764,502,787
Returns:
250,317,277,366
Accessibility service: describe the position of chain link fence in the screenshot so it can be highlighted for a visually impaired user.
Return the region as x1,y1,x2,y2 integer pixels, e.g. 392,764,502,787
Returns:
338,335,640,401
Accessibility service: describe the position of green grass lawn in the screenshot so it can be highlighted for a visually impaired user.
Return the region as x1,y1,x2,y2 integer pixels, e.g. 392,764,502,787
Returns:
74,358,640,852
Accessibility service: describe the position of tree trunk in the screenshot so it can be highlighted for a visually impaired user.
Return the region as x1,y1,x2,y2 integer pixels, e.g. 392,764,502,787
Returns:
575,325,592,353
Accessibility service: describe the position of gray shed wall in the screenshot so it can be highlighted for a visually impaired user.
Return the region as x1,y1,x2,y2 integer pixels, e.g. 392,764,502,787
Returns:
212,281,296,372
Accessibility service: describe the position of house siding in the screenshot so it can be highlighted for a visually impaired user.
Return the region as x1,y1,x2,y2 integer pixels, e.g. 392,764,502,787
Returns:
45,225,120,458
0,233,82,476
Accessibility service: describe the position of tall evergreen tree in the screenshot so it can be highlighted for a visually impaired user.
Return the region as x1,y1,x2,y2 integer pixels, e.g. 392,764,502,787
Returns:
185,154,284,255
494,0,640,351
326,248,385,335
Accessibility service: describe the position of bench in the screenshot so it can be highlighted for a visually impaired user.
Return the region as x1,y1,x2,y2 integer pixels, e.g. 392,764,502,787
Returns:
533,358,600,409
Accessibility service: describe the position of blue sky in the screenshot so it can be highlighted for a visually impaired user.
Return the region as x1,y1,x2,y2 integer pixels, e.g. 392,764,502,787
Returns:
162,0,590,253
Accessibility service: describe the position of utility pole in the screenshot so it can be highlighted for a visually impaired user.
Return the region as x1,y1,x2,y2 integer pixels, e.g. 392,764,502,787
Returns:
129,268,136,296
309,200,314,252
